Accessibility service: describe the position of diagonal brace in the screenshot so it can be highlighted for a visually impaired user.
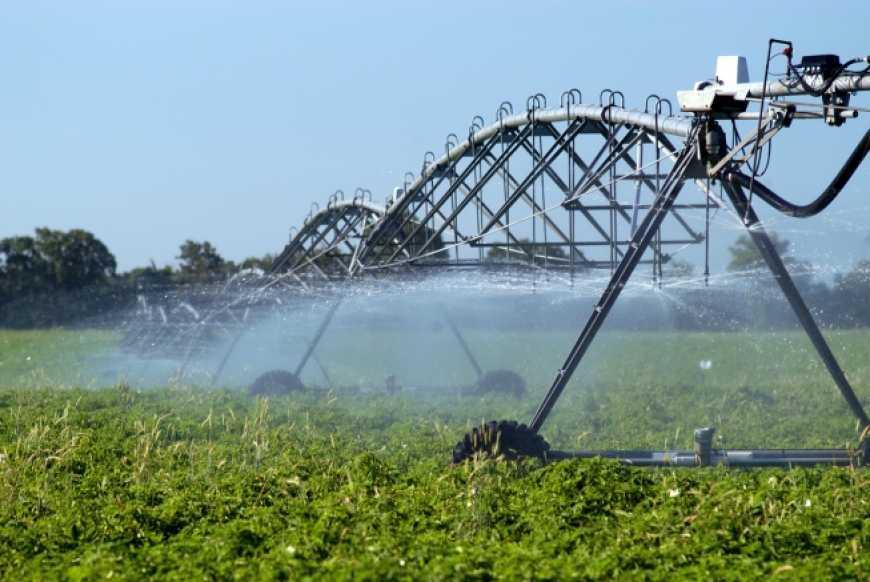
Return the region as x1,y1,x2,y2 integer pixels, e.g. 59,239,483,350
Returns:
724,182,869,430
528,134,698,432
294,299,342,377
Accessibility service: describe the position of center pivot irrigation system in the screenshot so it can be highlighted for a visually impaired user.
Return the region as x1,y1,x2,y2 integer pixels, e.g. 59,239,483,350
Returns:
125,40,870,467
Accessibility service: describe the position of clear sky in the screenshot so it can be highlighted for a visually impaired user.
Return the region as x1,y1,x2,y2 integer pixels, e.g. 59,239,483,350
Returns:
1,0,868,271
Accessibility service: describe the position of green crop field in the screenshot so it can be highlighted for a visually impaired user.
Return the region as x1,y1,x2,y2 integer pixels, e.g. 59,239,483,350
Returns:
0,328,868,579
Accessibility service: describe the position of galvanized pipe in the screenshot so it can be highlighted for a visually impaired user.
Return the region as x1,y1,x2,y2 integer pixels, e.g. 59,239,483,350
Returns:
719,71,870,100
407,106,694,200
549,448,857,467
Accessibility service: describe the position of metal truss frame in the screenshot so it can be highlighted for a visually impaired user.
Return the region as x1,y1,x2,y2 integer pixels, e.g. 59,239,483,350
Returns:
121,73,868,465
270,100,715,282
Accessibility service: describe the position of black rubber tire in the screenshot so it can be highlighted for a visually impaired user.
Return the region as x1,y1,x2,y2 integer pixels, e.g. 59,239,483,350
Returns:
473,369,527,398
452,419,550,463
248,369,305,397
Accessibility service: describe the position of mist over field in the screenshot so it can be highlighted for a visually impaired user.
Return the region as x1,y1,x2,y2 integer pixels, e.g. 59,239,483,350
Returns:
2,265,867,456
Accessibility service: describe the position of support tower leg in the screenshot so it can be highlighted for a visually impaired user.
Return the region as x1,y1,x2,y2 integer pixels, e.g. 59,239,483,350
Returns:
294,298,342,378
528,138,697,432
724,182,869,431
441,305,484,378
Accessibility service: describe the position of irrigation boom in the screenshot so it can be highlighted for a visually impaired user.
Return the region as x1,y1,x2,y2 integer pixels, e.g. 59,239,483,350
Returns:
124,41,870,467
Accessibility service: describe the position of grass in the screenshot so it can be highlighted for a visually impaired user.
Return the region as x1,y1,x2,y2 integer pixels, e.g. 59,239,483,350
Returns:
0,329,116,389
0,327,868,579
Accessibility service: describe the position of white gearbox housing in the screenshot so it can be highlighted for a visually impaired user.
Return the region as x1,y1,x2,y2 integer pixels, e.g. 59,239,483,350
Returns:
677,56,751,113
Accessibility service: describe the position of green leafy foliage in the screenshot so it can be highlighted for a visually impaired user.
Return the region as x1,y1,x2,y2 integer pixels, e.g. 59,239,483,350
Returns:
176,240,232,282
0,228,117,292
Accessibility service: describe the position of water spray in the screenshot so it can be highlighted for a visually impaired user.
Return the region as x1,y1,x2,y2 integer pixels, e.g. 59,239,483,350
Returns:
120,40,870,467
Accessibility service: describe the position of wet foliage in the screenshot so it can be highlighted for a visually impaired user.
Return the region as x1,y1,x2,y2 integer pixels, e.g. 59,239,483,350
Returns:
0,383,867,580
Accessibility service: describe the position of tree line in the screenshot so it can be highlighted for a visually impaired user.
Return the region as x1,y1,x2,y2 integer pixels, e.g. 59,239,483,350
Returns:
0,229,273,328
0,227,868,329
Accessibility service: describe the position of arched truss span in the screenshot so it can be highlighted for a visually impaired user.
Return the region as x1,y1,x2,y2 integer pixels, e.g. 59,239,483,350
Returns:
131,99,711,365
271,100,719,282
270,198,386,279
121,53,870,465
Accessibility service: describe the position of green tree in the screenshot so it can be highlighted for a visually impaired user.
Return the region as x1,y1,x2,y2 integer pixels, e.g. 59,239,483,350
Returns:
833,259,870,326
0,235,50,297
125,260,175,287
240,253,275,272
0,228,120,327
177,240,227,281
33,228,117,289
726,232,791,272
0,228,116,294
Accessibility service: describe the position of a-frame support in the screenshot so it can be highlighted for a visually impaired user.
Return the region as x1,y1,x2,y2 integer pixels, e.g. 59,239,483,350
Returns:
210,297,493,391
528,129,867,464
210,327,334,387
209,299,343,386
441,305,484,378
294,298,342,378
723,181,869,430
529,134,697,432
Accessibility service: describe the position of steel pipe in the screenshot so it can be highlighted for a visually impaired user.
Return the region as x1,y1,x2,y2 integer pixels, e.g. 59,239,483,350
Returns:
405,106,694,201
719,72,870,100
548,448,857,467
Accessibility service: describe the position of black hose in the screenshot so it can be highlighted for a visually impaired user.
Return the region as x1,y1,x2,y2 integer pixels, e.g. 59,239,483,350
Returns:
725,128,869,218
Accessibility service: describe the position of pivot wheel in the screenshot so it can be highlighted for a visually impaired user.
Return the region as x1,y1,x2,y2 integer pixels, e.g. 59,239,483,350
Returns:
473,369,527,398
452,420,550,463
248,369,305,397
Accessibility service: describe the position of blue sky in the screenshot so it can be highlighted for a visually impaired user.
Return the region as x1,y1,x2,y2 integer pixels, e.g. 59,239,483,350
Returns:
1,1,868,271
